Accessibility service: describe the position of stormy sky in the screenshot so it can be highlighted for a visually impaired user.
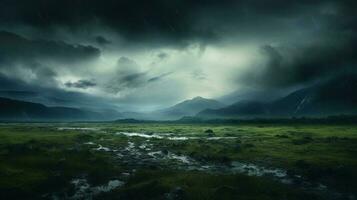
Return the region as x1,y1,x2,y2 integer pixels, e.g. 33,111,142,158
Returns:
0,0,356,111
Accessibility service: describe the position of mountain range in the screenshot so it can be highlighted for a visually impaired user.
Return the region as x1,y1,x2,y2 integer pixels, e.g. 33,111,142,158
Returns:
197,74,357,119
0,74,356,121
122,96,225,120
0,97,121,121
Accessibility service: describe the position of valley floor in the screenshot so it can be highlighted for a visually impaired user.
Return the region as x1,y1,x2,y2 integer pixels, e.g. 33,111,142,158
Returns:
0,123,357,200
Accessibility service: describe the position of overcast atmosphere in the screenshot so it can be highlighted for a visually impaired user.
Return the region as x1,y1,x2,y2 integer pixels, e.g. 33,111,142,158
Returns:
2,2,357,199
0,0,356,112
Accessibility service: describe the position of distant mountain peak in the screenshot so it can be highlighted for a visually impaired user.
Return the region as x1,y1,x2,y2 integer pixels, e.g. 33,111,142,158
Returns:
147,96,226,120
177,96,223,107
192,96,205,100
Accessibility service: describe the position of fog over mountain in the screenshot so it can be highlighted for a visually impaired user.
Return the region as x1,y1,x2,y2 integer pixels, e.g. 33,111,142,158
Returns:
0,0,356,120
198,74,357,119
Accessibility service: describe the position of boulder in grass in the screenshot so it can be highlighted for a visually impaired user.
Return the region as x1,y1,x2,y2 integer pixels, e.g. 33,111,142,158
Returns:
204,129,214,133
204,129,215,137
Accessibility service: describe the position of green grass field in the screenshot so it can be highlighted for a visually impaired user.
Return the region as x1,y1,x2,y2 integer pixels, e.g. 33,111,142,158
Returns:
0,123,356,199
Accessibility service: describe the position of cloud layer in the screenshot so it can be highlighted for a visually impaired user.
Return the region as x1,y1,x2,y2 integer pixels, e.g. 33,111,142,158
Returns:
0,0,356,110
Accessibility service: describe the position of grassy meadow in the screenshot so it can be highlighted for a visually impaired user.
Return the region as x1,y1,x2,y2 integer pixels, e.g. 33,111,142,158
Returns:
0,123,356,199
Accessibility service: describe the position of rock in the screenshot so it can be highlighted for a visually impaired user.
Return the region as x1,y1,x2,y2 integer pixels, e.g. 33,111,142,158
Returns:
165,186,186,200
162,149,169,155
204,129,215,137
204,129,214,134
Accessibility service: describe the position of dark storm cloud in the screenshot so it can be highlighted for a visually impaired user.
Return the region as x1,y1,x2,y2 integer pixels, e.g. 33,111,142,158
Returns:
0,30,100,95
213,0,357,89
65,79,97,89
106,72,147,93
0,0,356,48
0,0,219,47
25,62,58,84
0,31,100,65
1,0,357,41
95,36,111,46
121,73,147,86
0,0,357,109
107,56,172,93
0,72,118,110
6,0,345,47
150,52,170,66
241,33,357,88
109,71,172,93
157,53,169,60
117,57,139,69
106,57,147,93
147,72,172,82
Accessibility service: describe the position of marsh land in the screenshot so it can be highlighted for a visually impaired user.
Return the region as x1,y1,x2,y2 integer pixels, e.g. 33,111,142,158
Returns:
0,123,356,200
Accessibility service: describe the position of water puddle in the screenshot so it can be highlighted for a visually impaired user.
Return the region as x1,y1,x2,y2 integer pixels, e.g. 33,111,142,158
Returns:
78,131,348,200
82,137,310,191
47,178,124,200
116,132,165,139
115,132,237,140
167,136,198,140
68,178,124,200
103,140,290,183
84,142,96,145
147,150,194,165
231,161,287,177
94,144,112,152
